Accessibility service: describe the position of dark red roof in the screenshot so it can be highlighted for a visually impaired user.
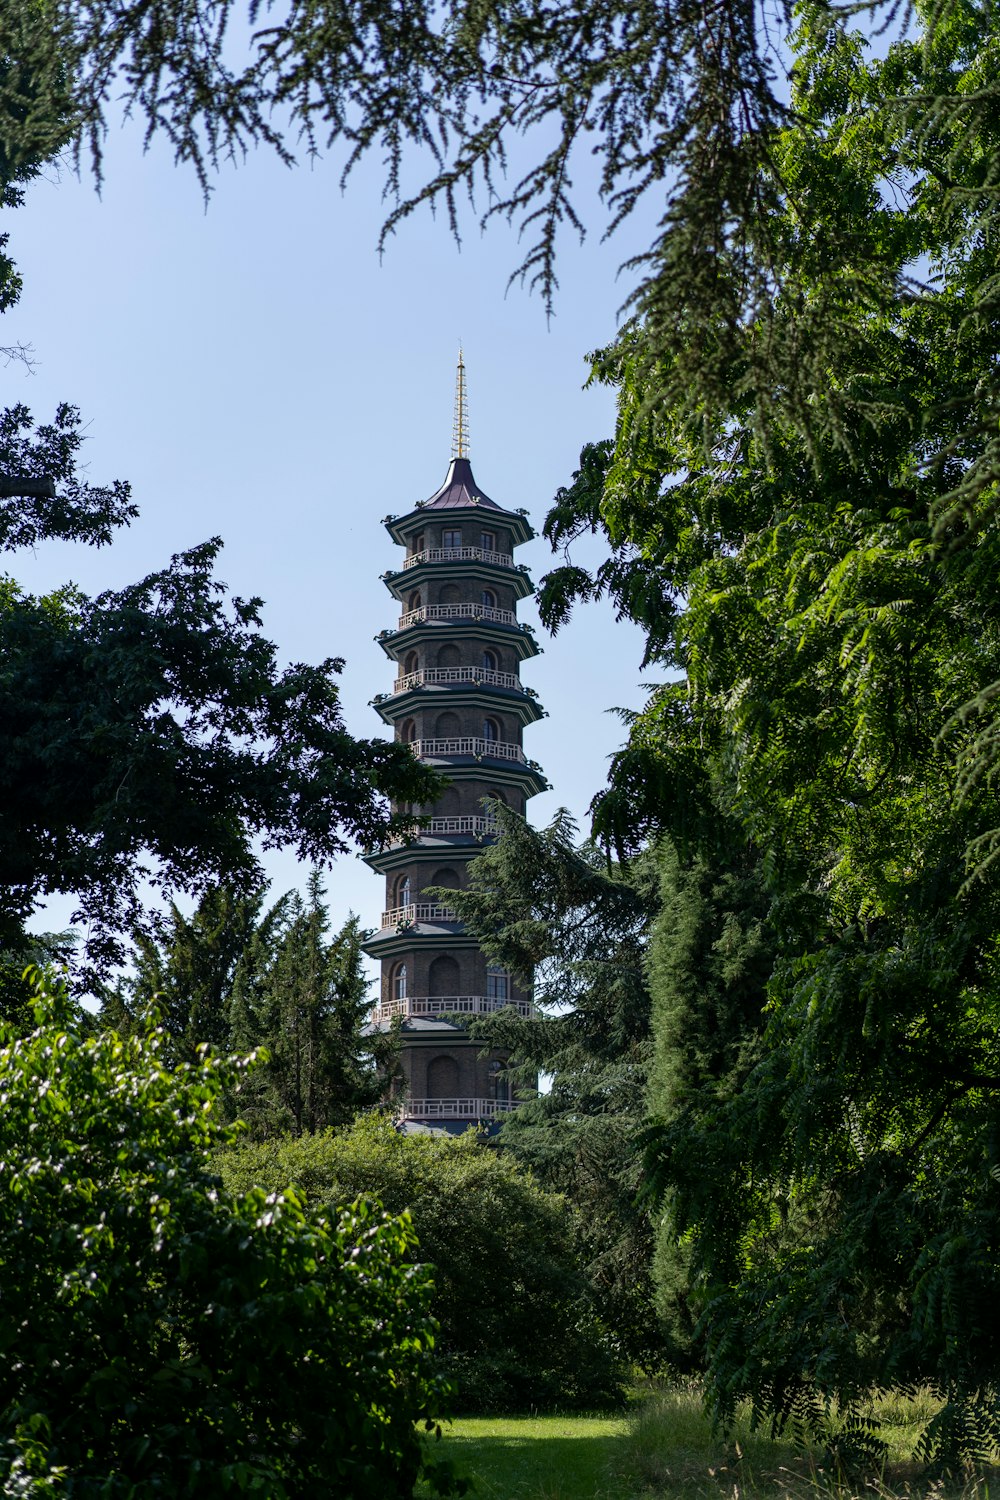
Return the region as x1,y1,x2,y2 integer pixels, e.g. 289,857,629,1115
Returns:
422,457,503,511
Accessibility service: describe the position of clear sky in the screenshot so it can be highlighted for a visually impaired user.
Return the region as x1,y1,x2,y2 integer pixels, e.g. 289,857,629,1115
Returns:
4,121,659,962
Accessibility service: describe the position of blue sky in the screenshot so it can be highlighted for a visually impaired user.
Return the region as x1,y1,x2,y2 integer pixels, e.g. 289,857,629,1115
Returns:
4,122,660,959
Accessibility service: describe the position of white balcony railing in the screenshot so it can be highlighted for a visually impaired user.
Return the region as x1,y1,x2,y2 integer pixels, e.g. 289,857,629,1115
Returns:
388,815,496,845
398,603,518,629
402,546,514,572
403,1097,518,1119
374,994,534,1022
411,737,525,763
393,666,523,694
380,902,458,928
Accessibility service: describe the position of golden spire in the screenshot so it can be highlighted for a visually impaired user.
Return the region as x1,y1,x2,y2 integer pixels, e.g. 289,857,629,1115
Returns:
452,347,469,459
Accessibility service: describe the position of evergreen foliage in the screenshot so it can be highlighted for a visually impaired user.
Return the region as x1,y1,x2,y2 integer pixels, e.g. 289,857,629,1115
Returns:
230,873,396,1137
0,971,451,1498
6,1,998,523
219,1115,625,1414
435,803,661,1368
522,7,1000,1465
106,875,394,1137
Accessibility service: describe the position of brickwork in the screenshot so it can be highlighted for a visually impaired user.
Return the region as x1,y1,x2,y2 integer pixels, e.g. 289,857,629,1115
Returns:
362,454,545,1129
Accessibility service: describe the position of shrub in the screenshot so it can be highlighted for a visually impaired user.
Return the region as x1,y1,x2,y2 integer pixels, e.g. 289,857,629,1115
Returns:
219,1115,626,1413
0,972,451,1498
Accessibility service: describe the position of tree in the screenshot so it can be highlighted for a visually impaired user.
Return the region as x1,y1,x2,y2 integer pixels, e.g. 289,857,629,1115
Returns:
4,0,997,523
0,403,439,974
436,803,662,1368
219,1114,625,1413
529,10,1000,1460
101,884,282,1062
0,970,453,1498
643,831,778,1370
230,873,396,1137
105,874,396,1135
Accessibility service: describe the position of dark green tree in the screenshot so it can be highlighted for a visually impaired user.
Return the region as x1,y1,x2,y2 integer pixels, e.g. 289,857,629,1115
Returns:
437,802,661,1367
101,884,282,1062
232,873,395,1137
644,833,779,1369
530,10,1000,1456
0,404,438,975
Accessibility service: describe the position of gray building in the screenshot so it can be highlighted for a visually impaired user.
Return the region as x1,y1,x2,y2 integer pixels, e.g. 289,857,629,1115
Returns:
362,388,546,1130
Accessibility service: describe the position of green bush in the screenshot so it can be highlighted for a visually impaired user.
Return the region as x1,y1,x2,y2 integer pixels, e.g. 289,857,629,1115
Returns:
0,972,451,1498
219,1115,626,1414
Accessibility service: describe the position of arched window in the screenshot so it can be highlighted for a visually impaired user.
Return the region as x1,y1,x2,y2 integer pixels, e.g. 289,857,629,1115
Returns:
399,718,417,743
410,533,425,557
486,967,510,1002
406,590,422,612
430,866,460,891
481,588,496,609
392,963,407,1000
482,717,500,742
486,787,506,805
394,875,411,909
403,650,419,676
439,583,461,605
437,643,461,670
481,649,498,672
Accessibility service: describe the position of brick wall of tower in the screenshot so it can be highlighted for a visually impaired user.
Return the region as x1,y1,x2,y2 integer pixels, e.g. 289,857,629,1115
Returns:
361,454,546,1126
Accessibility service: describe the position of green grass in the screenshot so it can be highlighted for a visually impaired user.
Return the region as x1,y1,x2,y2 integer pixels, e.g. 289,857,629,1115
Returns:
419,1413,634,1499
419,1387,1000,1500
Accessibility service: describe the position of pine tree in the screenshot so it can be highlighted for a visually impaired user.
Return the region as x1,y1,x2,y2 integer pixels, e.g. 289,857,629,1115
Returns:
233,872,395,1138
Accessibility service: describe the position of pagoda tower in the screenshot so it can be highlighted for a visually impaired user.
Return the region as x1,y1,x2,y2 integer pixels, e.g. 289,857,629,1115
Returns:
363,356,547,1130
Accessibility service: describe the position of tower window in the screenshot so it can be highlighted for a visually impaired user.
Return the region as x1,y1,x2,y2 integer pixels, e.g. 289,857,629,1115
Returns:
481,649,498,672
481,588,497,609
400,718,417,743
486,967,510,1001
483,717,500,742
442,528,462,549
393,963,407,1000
411,533,425,556
481,529,496,551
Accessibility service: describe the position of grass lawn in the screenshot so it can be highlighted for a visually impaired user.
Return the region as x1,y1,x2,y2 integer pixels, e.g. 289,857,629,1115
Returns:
419,1412,634,1500
418,1387,1000,1500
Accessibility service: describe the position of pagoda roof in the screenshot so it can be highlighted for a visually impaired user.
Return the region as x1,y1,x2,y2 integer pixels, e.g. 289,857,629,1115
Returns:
385,457,534,545
423,456,501,510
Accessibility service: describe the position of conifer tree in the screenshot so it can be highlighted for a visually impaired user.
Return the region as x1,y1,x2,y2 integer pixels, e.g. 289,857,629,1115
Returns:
441,803,661,1366
231,873,394,1137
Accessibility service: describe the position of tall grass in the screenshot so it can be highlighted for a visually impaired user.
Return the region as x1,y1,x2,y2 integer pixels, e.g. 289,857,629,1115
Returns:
612,1384,998,1500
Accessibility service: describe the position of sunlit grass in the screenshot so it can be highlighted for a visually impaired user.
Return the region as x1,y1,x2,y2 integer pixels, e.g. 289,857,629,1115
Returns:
420,1385,1000,1500
419,1412,633,1499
